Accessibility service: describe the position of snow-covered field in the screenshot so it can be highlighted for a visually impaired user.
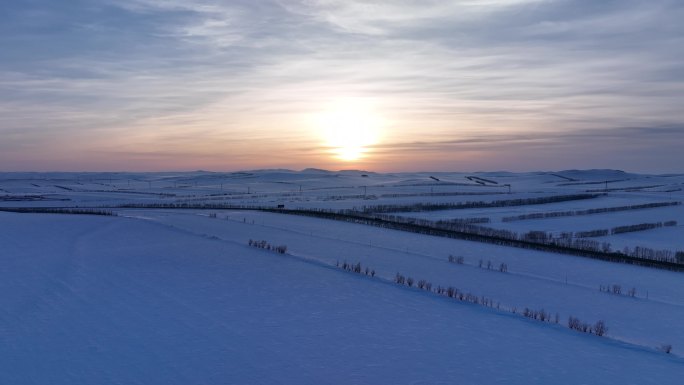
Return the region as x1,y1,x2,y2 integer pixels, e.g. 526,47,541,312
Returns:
1,169,683,384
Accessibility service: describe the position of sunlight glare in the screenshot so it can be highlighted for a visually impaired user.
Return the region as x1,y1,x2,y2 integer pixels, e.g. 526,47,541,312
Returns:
315,99,384,161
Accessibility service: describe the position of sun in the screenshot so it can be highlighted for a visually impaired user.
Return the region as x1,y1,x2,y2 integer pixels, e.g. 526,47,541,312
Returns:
315,99,384,161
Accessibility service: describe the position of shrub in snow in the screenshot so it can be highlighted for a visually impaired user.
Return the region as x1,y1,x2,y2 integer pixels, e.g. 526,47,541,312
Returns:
601,242,612,253
414,279,433,291
568,316,607,337
539,309,549,322
593,320,608,337
523,231,551,243
568,316,581,330
448,255,465,264
676,251,684,264
612,285,622,295
352,262,362,273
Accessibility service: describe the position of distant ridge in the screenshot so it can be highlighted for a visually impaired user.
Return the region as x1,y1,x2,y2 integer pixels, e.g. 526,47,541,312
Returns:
558,169,626,174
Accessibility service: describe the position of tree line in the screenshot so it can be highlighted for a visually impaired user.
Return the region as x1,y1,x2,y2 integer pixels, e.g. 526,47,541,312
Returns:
0,207,115,216
359,193,602,213
264,207,684,270
502,201,681,222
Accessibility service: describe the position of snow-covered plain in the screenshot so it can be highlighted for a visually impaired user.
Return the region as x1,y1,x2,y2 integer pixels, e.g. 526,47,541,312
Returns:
1,169,684,384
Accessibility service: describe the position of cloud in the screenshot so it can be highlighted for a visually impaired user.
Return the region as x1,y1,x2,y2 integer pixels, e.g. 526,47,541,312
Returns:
0,0,682,171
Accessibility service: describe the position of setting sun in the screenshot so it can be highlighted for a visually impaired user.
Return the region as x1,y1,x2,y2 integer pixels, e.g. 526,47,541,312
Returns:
315,99,384,161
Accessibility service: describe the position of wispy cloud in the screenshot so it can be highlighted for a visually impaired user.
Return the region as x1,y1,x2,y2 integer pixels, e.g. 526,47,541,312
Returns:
0,0,682,171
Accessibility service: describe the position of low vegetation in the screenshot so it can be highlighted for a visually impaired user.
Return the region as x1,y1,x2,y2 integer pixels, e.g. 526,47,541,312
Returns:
271,208,684,269
599,284,637,297
0,194,70,202
392,271,608,337
248,239,287,254
0,207,115,216
336,260,376,277
568,317,608,337
359,193,602,213
502,201,681,222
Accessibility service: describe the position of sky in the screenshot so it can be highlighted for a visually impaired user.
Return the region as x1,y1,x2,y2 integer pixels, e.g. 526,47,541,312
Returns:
1,0,683,173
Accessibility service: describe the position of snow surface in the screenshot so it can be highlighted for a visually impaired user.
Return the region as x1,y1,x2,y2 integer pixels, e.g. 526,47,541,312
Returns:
2,212,684,384
2,169,684,383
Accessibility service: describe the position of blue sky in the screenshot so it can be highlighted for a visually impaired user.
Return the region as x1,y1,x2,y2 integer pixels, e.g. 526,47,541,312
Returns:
1,0,683,172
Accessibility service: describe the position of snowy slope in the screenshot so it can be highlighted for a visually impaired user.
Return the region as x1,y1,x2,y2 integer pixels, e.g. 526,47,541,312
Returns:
1,212,683,384
123,209,684,351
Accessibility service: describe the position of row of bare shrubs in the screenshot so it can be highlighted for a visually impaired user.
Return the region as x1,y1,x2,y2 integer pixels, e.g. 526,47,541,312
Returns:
333,261,668,350
0,194,67,202
247,239,287,254
336,260,375,277
599,284,637,297
360,193,601,213
0,207,115,216
448,255,465,264
520,229,682,264
330,262,619,344
568,317,608,336
478,259,508,272
558,221,677,239
121,202,254,209
586,184,664,192
261,251,676,353
265,208,684,267
366,213,682,265
575,229,610,238
437,217,491,225
396,273,498,307
381,192,505,198
502,201,681,222
393,271,609,337
522,308,559,324
611,221,676,235
448,255,508,272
